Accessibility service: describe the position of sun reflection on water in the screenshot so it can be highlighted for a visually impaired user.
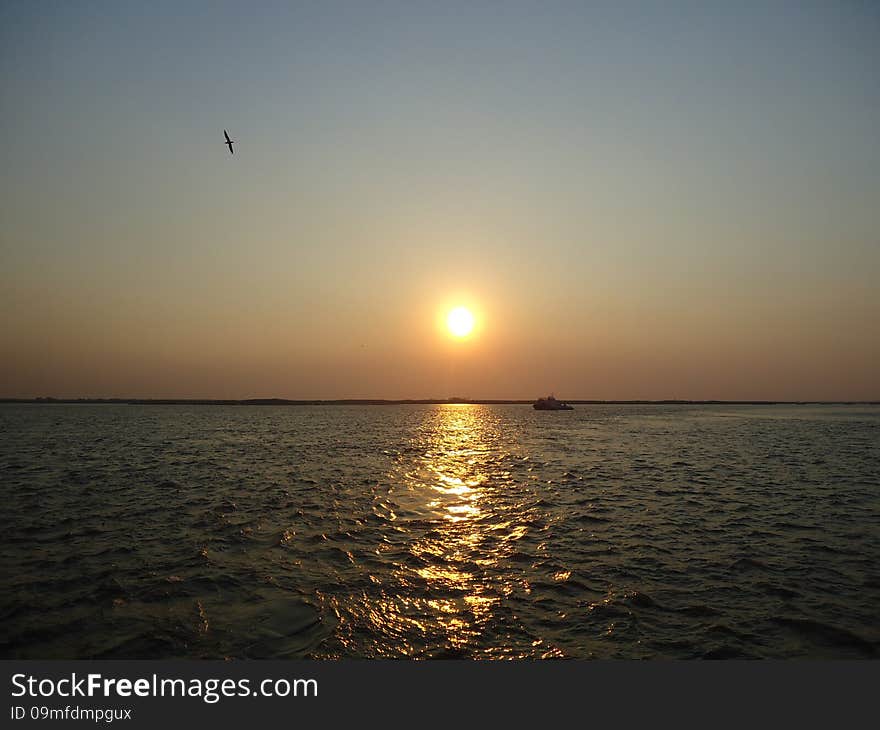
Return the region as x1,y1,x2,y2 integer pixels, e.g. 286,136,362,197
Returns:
379,405,535,655
319,404,559,658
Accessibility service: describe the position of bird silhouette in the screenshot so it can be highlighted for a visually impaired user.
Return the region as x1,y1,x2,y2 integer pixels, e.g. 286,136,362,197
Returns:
224,129,234,155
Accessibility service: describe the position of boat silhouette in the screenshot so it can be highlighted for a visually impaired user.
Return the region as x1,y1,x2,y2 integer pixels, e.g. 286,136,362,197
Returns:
533,395,573,410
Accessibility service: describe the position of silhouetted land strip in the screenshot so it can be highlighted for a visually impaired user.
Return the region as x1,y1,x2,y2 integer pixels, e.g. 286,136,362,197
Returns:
2,398,877,406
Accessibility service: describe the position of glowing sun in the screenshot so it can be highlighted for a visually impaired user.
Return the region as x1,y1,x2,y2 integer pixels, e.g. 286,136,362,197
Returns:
446,306,475,337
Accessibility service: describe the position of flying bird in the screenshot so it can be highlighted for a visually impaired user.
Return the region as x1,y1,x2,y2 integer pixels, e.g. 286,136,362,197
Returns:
223,129,234,155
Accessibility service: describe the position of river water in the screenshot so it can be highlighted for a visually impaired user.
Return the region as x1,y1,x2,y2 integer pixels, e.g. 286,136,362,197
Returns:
1,403,877,658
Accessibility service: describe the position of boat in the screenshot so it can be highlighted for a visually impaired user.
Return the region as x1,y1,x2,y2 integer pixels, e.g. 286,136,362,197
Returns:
533,395,573,410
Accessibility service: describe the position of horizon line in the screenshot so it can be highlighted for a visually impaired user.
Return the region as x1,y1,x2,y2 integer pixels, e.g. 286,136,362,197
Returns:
2,397,878,406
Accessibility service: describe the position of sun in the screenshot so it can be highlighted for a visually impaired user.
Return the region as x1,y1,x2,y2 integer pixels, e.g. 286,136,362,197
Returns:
447,306,475,338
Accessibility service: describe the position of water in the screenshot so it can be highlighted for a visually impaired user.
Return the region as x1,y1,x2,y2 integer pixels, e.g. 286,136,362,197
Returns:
1,403,878,659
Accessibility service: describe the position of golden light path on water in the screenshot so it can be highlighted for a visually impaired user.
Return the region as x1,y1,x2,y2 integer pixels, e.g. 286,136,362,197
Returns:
411,406,499,650
402,406,518,654
326,404,559,658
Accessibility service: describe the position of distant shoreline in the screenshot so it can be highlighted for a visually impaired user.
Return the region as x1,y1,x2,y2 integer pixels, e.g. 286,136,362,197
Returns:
1,398,877,406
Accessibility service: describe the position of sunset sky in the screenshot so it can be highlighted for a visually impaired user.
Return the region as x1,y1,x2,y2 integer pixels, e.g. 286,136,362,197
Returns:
2,1,878,400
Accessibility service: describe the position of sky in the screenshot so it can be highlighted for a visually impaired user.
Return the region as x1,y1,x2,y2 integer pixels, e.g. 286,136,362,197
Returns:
1,1,878,400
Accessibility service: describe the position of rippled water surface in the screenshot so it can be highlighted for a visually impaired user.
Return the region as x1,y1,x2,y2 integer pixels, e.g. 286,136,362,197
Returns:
1,403,878,659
